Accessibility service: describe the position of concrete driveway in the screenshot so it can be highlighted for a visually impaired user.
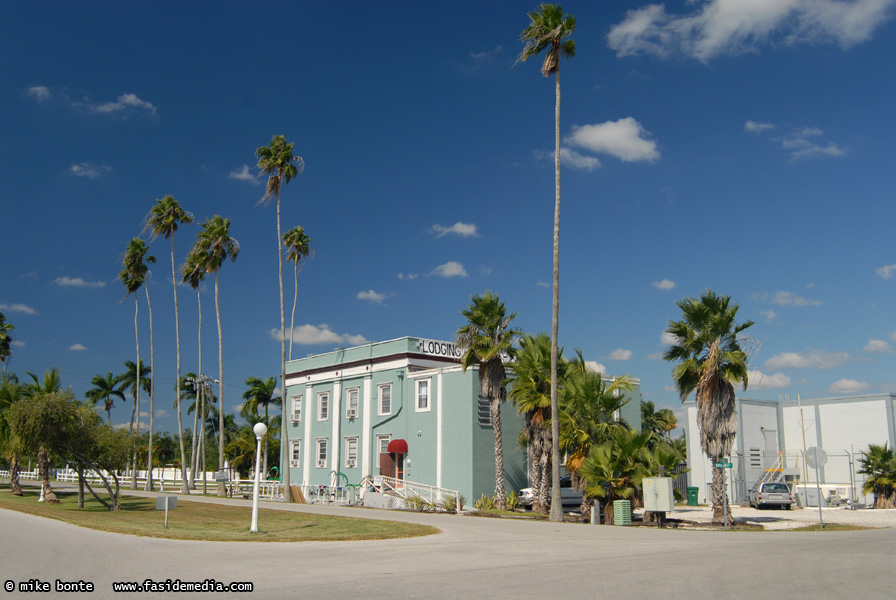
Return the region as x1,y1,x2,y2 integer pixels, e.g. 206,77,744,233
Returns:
2,490,894,599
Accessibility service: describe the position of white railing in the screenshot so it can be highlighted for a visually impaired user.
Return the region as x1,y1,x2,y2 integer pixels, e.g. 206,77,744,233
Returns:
359,475,460,509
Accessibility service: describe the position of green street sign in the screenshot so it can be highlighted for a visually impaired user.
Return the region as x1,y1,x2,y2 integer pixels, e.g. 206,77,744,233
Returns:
714,462,733,468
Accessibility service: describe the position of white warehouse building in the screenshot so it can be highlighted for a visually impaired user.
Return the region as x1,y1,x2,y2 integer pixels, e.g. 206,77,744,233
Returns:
685,393,896,507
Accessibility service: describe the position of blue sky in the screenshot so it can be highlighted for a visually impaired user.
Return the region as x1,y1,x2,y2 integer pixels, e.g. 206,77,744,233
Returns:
2,1,896,435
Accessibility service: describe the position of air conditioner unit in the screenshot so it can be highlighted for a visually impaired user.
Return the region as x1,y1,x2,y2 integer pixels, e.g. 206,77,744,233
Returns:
346,460,356,469
317,460,327,468
290,416,300,423
347,410,357,418
290,460,299,468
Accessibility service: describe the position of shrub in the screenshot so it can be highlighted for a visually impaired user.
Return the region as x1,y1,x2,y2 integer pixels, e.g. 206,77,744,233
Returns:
506,490,520,510
474,493,495,510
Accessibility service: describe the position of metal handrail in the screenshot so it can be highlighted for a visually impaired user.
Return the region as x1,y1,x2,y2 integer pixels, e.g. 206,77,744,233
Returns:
359,475,460,509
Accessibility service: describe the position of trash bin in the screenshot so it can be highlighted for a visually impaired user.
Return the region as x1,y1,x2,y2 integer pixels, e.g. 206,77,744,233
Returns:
613,500,631,526
687,487,699,506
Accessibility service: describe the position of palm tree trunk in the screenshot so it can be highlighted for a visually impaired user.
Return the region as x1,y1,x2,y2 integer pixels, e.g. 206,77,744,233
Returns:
215,271,226,497
277,185,292,501
290,261,298,361
492,395,506,509
172,239,189,494
132,294,140,490
189,287,202,487
10,453,22,496
549,68,563,523
711,464,732,526
38,446,58,503
145,285,155,491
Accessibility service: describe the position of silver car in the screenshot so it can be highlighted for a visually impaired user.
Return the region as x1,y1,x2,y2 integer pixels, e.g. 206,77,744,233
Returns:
519,476,583,508
748,482,794,509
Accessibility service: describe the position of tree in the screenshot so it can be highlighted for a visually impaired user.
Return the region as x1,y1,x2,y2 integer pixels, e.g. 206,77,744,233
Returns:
23,368,64,502
283,226,314,361
145,195,194,494
663,290,754,526
858,443,896,509
194,215,239,496
456,290,519,510
118,237,156,489
86,372,126,425
242,376,278,476
518,3,576,523
507,333,557,514
256,134,304,501
181,250,208,488
579,427,652,524
0,311,14,368
641,400,678,446
118,360,151,433
0,372,24,495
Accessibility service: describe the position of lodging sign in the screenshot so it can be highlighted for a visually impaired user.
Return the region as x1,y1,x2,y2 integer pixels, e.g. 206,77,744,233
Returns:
416,338,463,359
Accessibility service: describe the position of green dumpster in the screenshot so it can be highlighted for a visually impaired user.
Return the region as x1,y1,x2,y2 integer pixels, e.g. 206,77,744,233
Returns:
613,500,631,526
687,487,699,506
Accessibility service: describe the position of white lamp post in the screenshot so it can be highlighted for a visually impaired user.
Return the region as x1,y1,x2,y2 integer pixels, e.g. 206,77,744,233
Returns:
250,422,268,533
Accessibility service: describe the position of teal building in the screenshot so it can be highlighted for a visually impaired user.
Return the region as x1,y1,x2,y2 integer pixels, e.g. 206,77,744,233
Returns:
281,336,641,503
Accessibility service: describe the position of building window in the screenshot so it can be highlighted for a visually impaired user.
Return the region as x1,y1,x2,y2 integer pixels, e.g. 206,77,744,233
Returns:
416,379,430,412
290,440,302,468
378,383,392,416
316,438,328,468
345,437,358,469
377,434,391,455
291,394,302,423
346,388,359,419
318,392,329,421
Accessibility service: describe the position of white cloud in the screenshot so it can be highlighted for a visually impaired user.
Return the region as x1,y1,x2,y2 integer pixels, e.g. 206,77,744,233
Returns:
651,279,676,290
271,324,367,347
770,291,821,306
69,343,88,351
876,264,896,279
228,164,260,184
430,222,479,238
663,385,678,393
585,361,607,375
829,378,870,394
11,340,25,348
607,0,896,62
565,118,660,162
760,309,777,323
470,45,502,60
646,352,664,360
53,276,106,288
747,369,791,391
536,281,550,288
660,331,679,346
559,147,601,170
608,348,633,361
430,261,468,278
69,162,112,180
765,349,850,370
91,93,157,116
27,85,50,101
0,302,37,315
397,272,419,281
357,290,386,304
745,120,775,133
778,126,846,160
864,339,891,354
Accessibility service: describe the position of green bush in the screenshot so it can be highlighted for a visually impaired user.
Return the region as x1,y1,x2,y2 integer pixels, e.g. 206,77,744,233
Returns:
506,490,520,510
474,493,495,510
443,496,457,513
404,495,426,511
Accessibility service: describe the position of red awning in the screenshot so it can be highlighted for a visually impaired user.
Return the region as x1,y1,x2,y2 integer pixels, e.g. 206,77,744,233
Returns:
387,439,408,453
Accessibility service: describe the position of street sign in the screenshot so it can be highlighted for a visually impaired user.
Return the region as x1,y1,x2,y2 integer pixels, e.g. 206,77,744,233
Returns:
805,446,828,469
714,462,733,468
215,471,229,482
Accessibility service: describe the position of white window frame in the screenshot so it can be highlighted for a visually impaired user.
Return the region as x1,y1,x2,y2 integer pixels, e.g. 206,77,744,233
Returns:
318,391,329,421
346,387,359,419
291,394,302,423
345,437,359,469
416,378,431,412
378,383,392,416
316,438,328,469
290,440,302,468
377,434,391,455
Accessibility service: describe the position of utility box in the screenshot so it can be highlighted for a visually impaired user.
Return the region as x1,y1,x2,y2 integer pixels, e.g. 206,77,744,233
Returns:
643,477,674,512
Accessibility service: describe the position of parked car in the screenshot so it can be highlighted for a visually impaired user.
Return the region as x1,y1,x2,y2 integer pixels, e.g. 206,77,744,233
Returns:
519,476,583,508
748,481,794,509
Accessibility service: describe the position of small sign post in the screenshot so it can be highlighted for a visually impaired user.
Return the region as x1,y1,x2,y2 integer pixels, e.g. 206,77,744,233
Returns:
155,496,177,528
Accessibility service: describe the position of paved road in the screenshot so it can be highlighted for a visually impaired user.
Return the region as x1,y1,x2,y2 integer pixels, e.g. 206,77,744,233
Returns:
2,491,894,599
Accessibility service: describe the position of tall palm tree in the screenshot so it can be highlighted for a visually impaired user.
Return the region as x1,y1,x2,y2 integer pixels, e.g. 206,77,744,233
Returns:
256,134,304,500
118,237,155,487
145,195,194,493
194,215,239,496
118,360,151,433
242,376,278,475
23,368,63,502
858,443,896,509
0,311,14,369
456,290,519,510
641,400,678,446
181,251,207,487
663,289,754,526
507,333,557,514
86,372,126,425
518,3,576,523
283,226,314,361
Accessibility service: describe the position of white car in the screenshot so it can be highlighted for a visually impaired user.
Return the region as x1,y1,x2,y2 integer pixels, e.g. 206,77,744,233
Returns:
519,476,583,508
748,482,794,509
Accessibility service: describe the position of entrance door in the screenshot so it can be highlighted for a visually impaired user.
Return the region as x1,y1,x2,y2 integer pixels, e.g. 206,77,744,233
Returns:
396,453,405,481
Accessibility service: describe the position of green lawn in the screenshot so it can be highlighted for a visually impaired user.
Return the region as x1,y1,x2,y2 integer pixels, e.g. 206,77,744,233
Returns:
0,490,439,542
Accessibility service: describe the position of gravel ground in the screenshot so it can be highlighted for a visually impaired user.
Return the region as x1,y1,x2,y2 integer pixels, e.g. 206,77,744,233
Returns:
648,505,896,530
